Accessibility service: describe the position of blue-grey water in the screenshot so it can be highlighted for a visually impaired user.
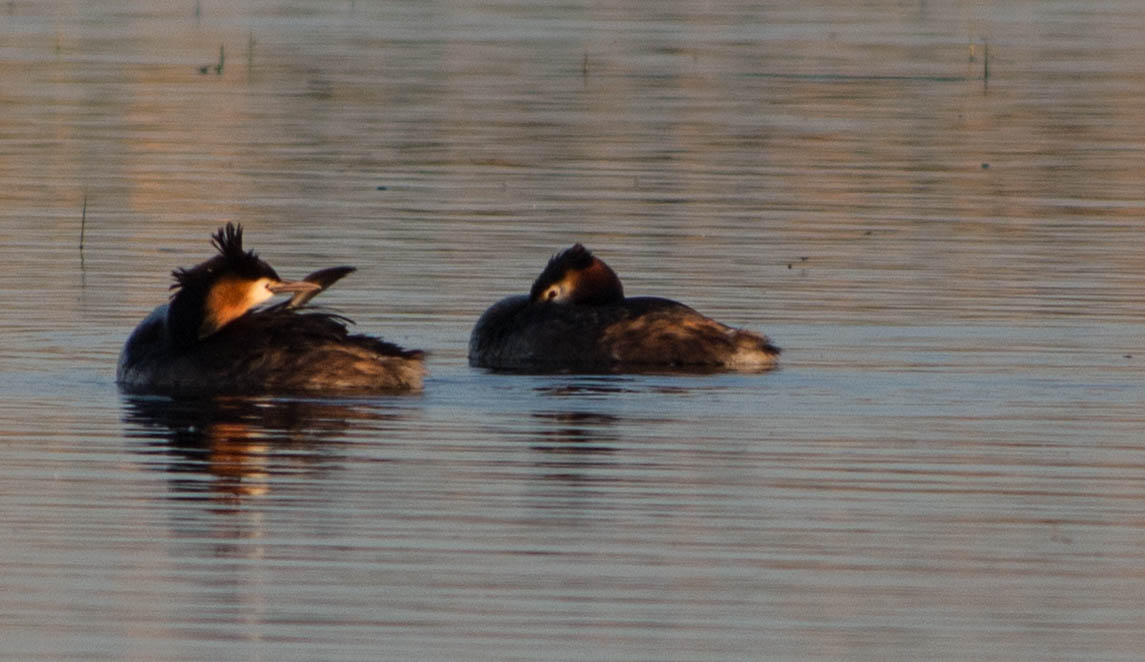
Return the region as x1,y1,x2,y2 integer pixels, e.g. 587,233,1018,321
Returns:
3,1,1145,660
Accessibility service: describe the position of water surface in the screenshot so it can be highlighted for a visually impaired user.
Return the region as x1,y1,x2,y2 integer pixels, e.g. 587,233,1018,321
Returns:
3,1,1145,660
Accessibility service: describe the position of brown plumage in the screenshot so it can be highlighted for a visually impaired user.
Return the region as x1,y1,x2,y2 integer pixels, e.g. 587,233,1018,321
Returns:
118,224,425,395
469,244,779,372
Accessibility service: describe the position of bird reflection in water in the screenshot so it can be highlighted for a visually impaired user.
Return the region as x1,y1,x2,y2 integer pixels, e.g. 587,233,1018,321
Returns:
121,395,395,506
526,379,687,487
521,410,622,521
529,410,621,458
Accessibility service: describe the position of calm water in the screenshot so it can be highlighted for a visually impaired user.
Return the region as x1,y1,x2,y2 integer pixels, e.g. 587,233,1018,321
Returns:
4,1,1145,660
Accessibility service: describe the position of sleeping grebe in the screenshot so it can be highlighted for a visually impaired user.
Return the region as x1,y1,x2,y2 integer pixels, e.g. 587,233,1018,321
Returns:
117,223,425,395
468,244,779,371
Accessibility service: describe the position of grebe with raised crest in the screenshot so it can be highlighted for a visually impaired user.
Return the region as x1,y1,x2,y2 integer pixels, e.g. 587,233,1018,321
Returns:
117,223,425,395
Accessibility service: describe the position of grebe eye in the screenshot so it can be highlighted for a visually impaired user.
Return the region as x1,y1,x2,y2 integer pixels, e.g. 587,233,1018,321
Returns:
546,288,558,300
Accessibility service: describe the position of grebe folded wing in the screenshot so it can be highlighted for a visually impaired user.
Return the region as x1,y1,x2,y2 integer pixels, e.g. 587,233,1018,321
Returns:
599,297,779,369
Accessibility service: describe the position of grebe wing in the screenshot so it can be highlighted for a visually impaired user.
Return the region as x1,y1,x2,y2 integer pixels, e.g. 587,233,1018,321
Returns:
601,297,779,369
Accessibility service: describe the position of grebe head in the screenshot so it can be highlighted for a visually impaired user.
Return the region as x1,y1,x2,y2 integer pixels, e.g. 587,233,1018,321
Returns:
529,244,624,305
166,223,319,348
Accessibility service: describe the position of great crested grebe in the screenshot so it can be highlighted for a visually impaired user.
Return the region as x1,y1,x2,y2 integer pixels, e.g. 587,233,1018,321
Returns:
468,244,779,371
117,223,425,394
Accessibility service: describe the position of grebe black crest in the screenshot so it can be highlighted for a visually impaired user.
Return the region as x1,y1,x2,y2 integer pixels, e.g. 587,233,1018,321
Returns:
117,223,425,395
469,244,780,372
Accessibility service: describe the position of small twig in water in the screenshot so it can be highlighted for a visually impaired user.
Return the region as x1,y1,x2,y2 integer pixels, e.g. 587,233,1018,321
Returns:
79,192,87,251
247,30,255,78
198,44,225,75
